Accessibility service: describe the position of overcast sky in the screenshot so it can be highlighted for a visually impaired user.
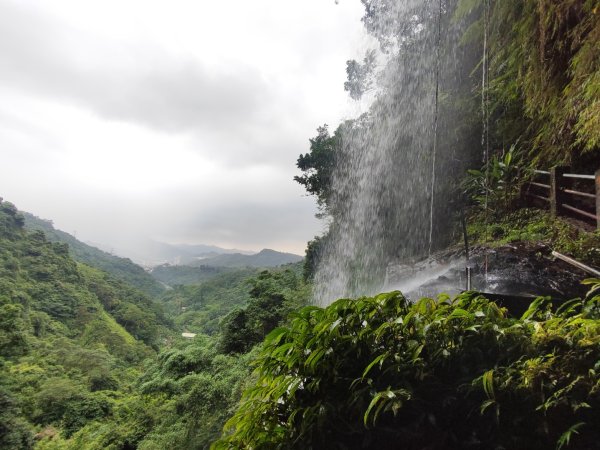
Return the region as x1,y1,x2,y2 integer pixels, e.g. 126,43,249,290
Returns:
0,0,370,260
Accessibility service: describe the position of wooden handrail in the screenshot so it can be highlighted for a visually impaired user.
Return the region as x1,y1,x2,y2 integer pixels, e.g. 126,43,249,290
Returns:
526,193,550,202
561,204,598,221
530,182,550,189
523,166,599,230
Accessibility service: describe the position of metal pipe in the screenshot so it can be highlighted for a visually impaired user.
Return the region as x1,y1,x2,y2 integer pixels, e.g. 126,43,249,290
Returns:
466,267,472,290
563,173,595,180
552,251,600,277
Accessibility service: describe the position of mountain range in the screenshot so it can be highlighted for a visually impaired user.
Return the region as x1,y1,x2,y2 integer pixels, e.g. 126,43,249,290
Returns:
23,210,303,290
190,248,303,268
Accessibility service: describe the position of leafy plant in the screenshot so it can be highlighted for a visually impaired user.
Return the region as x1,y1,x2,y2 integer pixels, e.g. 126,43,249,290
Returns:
214,291,600,449
463,143,523,215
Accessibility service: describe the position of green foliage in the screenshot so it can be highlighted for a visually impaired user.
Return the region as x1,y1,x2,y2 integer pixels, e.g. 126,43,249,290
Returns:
344,50,377,100
160,267,260,335
56,337,257,450
23,212,165,298
80,264,170,349
0,385,33,450
0,201,25,239
30,263,312,449
0,198,170,441
467,207,600,266
160,264,307,342
215,291,600,449
150,264,230,286
294,125,339,212
33,378,112,437
462,144,524,215
0,300,29,357
456,0,600,166
219,269,310,354
303,235,326,282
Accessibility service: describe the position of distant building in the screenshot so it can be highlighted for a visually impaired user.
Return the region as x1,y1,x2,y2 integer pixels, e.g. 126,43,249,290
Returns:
181,332,196,339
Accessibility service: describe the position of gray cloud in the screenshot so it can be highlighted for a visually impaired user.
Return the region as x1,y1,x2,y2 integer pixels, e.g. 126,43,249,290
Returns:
0,2,278,155
0,0,365,256
182,201,321,244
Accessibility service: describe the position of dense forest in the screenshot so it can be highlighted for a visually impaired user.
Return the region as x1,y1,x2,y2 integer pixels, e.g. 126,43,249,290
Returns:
2,0,599,449
0,198,311,449
22,213,166,298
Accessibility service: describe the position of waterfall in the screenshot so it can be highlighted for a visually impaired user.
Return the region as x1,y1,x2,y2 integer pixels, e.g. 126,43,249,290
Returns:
313,0,481,306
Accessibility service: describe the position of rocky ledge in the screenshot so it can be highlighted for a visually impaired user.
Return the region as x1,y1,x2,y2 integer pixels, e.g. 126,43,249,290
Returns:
385,242,593,302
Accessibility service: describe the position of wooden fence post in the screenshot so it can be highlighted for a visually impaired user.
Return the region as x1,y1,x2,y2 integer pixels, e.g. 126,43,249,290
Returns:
519,183,529,207
550,166,569,218
596,168,600,230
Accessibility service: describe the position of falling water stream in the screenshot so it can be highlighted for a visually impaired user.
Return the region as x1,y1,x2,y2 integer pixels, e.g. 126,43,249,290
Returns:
314,0,474,305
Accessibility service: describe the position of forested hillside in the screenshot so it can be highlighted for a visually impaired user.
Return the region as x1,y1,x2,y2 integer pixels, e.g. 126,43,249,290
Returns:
0,198,311,449
159,268,260,334
188,248,303,269
26,265,310,449
23,213,165,298
0,199,171,448
150,264,232,287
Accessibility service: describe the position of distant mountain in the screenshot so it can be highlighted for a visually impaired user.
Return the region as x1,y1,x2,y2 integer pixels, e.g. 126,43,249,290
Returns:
191,248,303,268
150,264,233,286
107,240,253,267
23,212,165,297
149,249,302,286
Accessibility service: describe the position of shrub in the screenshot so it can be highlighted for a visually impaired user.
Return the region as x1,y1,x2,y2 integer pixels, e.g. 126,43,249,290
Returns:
214,291,600,449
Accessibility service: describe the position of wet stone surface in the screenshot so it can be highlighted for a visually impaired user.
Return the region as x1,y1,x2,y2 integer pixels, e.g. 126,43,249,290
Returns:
385,243,590,301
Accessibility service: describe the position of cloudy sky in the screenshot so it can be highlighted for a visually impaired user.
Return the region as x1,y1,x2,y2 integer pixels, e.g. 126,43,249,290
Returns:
0,0,370,260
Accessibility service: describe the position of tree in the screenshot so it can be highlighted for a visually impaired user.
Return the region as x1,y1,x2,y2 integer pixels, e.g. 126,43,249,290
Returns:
302,235,326,281
0,388,33,450
219,270,305,354
344,49,377,100
294,125,339,213
0,301,29,357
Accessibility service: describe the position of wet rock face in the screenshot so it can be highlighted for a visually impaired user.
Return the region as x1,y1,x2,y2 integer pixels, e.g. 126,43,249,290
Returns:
386,243,589,300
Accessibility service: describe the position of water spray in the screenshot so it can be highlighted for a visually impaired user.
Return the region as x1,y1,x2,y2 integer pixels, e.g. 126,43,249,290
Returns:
461,207,472,290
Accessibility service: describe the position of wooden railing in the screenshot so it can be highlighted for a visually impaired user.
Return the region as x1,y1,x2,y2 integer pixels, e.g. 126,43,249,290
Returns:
522,167,599,229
